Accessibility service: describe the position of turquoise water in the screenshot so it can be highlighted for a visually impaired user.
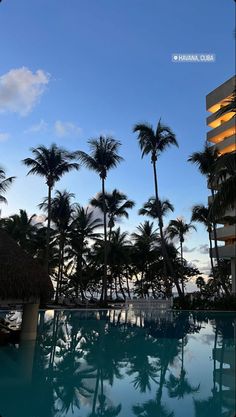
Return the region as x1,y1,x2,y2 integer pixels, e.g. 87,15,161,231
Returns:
0,309,235,417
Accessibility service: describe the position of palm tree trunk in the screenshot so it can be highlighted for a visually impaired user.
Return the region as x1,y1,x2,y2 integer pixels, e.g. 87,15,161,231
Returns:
101,177,108,302
213,325,218,392
46,184,52,273
126,276,131,299
115,276,119,299
58,242,64,297
49,311,59,377
108,222,113,242
210,188,220,266
208,231,215,274
119,275,126,300
209,190,229,295
92,369,100,413
55,236,63,303
180,239,184,295
76,251,85,299
152,160,183,298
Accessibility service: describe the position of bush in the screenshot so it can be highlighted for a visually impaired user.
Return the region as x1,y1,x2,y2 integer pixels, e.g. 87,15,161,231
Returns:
173,293,236,311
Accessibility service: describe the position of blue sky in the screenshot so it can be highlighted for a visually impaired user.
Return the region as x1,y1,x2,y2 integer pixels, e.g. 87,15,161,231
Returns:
0,0,235,275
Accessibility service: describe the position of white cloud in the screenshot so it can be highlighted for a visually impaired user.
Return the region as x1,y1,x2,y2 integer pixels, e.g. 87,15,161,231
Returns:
24,119,48,134
0,132,10,142
0,67,50,116
32,214,46,224
54,120,82,138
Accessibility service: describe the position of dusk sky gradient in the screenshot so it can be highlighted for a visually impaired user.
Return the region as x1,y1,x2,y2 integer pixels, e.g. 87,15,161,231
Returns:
0,0,235,276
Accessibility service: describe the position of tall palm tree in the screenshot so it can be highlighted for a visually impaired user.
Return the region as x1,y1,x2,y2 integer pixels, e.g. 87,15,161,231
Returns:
133,120,181,296
23,144,79,270
90,189,135,240
0,166,15,208
70,205,103,299
139,197,174,220
40,190,75,301
167,218,196,294
77,136,123,302
191,204,215,273
188,144,220,265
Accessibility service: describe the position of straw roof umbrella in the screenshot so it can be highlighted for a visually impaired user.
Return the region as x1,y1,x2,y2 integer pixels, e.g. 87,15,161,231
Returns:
0,229,53,303
0,229,54,341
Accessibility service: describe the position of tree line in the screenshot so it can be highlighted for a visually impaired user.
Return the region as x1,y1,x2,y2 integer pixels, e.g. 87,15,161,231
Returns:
0,112,235,302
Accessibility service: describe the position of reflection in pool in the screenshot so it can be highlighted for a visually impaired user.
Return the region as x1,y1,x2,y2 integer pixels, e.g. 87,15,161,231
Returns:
0,310,235,417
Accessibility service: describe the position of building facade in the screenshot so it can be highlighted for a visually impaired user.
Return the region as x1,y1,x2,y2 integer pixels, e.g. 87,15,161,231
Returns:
206,75,236,293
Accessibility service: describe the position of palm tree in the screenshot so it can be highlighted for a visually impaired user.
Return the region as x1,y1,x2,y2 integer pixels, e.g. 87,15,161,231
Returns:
107,228,131,300
70,205,103,299
133,400,174,417
0,209,41,252
167,368,200,400
166,336,200,400
132,221,159,297
188,145,220,265
23,144,79,270
191,204,215,273
167,218,196,294
90,189,135,240
210,152,236,219
77,136,123,302
196,276,205,291
0,166,15,209
139,197,174,220
133,120,181,296
40,190,75,301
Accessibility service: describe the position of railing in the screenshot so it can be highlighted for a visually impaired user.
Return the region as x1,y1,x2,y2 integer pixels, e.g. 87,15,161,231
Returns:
125,298,173,310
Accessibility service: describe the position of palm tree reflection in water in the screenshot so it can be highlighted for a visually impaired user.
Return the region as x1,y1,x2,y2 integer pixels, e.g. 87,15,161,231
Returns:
26,312,236,416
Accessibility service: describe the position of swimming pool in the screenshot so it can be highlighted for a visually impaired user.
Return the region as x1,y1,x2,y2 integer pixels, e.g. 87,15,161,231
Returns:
0,309,235,417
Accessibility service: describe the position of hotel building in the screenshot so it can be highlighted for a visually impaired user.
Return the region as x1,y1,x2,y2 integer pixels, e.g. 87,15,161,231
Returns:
206,75,236,293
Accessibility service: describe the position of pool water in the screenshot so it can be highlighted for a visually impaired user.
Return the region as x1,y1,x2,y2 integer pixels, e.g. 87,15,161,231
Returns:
0,310,235,417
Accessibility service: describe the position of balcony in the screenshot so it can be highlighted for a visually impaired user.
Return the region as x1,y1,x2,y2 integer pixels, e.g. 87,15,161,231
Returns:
207,111,235,128
207,117,236,143
213,347,235,366
214,368,235,389
208,196,236,222
206,76,235,112
211,243,236,258
210,225,236,241
209,134,236,154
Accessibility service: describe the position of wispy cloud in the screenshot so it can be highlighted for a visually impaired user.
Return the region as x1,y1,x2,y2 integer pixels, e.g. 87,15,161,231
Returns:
183,245,196,253
24,119,82,138
93,129,116,137
0,132,10,142
0,67,50,116
24,119,48,134
54,120,82,138
199,244,209,254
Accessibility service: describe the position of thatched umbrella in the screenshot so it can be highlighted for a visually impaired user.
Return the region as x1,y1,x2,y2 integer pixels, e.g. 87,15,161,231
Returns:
0,230,53,340
0,229,53,303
